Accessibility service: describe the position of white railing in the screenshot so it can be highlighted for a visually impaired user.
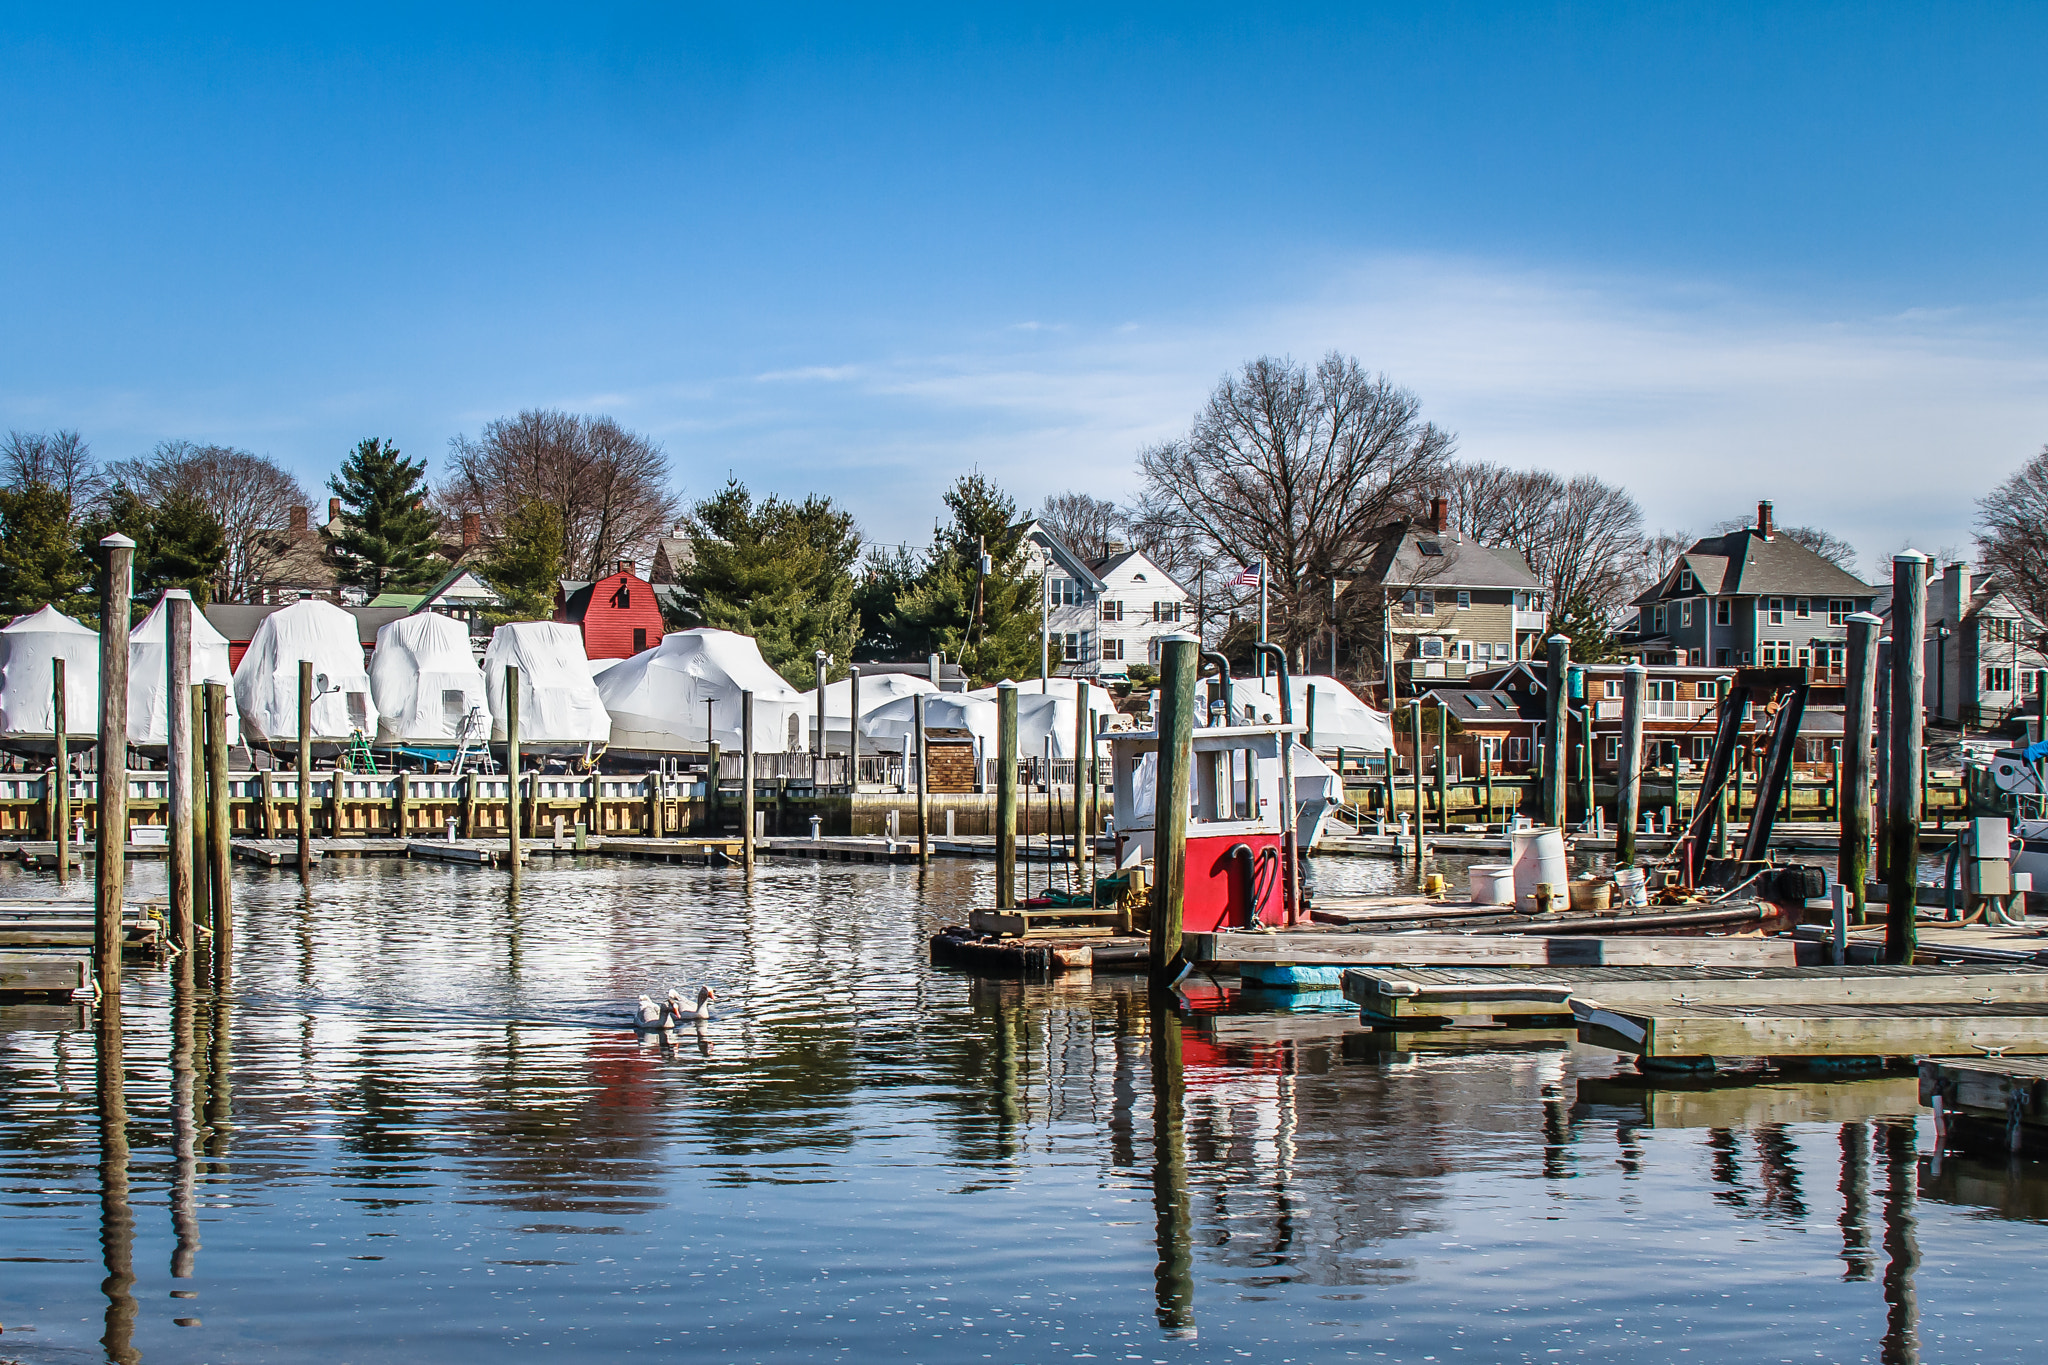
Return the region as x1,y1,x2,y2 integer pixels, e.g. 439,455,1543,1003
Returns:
1592,699,1717,721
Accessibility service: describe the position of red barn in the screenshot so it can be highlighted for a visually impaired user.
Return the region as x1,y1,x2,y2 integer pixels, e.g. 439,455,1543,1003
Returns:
557,563,666,660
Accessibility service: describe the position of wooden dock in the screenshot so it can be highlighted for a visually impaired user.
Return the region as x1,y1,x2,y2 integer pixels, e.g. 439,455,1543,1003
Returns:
405,838,530,866
929,927,1148,975
1190,929,1796,969
599,836,741,862
1575,1071,1921,1128
0,903,161,954
1308,894,1787,938
1576,998,2048,1062
1920,1056,2048,1154
1344,963,2048,1027
0,949,89,1002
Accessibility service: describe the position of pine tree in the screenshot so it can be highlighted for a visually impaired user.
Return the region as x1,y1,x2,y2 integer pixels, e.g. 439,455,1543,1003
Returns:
1553,590,1621,663
0,480,91,620
884,473,1042,684
681,479,861,688
86,484,229,606
481,496,566,624
329,438,442,596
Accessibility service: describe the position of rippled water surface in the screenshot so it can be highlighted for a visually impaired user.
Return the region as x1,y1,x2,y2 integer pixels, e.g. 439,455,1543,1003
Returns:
3,852,2047,1364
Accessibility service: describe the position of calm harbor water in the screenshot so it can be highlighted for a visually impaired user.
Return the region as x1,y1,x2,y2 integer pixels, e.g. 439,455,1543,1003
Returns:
2,852,2046,1364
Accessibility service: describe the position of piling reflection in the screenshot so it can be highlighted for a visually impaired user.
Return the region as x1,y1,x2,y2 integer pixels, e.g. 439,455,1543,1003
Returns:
1838,1120,1873,1281
96,997,138,1365
1148,989,1194,1339
1879,1118,1920,1365
170,959,201,1282
207,988,232,1162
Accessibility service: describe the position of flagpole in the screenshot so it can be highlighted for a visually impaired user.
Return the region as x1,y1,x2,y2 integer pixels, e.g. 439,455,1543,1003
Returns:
1257,562,1267,681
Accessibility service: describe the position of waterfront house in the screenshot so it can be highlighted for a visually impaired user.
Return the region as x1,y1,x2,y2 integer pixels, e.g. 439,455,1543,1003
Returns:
1924,561,2048,730
1020,523,1194,681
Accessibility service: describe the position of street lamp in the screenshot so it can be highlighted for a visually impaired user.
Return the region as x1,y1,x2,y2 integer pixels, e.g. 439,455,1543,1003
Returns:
1934,623,1952,723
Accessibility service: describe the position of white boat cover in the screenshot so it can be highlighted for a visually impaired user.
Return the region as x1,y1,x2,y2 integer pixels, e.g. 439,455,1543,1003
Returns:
1219,674,1394,754
587,656,624,679
800,672,939,749
128,594,240,745
370,613,489,744
233,599,377,743
968,678,1119,720
597,628,806,752
0,606,99,741
483,622,611,746
860,693,1001,749
966,680,1122,760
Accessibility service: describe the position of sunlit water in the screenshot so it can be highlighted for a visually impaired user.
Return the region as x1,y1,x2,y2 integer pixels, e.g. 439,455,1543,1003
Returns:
1,851,2043,1364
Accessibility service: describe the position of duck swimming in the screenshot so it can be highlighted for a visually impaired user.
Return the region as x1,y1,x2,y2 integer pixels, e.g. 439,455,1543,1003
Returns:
664,986,716,1024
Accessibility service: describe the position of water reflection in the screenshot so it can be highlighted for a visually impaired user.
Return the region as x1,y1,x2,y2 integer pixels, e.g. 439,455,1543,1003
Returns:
1149,990,1194,1338
96,998,137,1364
168,959,200,1284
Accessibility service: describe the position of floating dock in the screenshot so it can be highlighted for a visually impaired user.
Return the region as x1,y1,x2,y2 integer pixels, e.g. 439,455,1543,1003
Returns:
1575,1071,1921,1128
0,901,162,954
1189,928,1796,969
1575,998,2048,1061
0,949,89,1002
1921,1056,2048,1155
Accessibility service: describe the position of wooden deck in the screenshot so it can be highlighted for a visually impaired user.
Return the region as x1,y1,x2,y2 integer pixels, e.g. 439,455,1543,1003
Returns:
1343,963,2048,1025
1191,929,1796,969
1920,1056,2048,1154
0,901,162,953
929,927,1148,975
0,949,89,1001
1576,998,2048,1060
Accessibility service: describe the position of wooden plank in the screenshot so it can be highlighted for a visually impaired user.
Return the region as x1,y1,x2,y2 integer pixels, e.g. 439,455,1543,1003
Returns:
1577,1000,2048,1058
1918,1057,2048,1121
1576,1073,1920,1128
0,952,87,995
1191,931,1796,968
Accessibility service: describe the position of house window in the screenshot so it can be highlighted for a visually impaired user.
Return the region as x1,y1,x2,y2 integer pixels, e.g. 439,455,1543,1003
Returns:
1741,651,1753,664
1478,736,1503,762
1506,736,1530,764
1419,590,1436,613
1060,632,1082,663
632,627,648,653
1457,590,1471,610
1648,680,1676,702
1824,644,1845,674
1760,642,1792,667
1693,737,1714,764
1795,598,1811,618
2026,670,2044,696
1101,600,1123,622
1604,679,1622,699
1151,601,1183,622
1651,605,1666,634
1681,601,1693,628
1477,642,1495,662
1696,680,1720,700
1716,649,1730,666
1514,592,1527,611
1768,597,1785,625
1678,568,1696,592
1715,599,1731,626
1688,648,1703,666
1986,618,2018,643
1987,666,2014,693
1796,646,1811,669
1101,638,1125,662
1829,599,1853,626
1051,578,1083,607
1603,736,1622,763
1459,641,1473,661
1420,637,1445,658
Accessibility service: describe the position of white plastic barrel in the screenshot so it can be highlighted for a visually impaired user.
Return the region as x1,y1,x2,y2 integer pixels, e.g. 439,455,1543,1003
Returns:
1467,864,1515,906
1510,826,1568,912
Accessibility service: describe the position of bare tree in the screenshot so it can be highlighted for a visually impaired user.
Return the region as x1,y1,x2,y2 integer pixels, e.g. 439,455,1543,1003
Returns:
107,441,314,602
1978,446,2048,635
1436,459,1645,613
442,410,680,580
1039,491,1123,562
3,429,103,507
1138,353,1454,665
1708,514,1862,576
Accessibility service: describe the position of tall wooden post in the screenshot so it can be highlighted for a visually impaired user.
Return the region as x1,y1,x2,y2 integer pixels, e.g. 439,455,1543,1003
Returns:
505,665,522,873
94,534,135,1000
996,683,1019,908
913,691,930,866
1434,699,1449,834
1578,706,1595,831
1886,554,1927,963
53,658,69,886
166,595,193,940
1073,686,1089,882
1543,635,1570,827
297,659,313,880
204,682,232,978
1874,638,1892,880
1843,612,1879,922
740,690,756,877
848,666,862,789
1409,701,1425,873
1150,634,1198,979
190,686,210,916
704,740,720,835
1617,661,1645,865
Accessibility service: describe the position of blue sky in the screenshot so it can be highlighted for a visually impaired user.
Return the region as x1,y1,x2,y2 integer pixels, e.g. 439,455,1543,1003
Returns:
4,2,2046,575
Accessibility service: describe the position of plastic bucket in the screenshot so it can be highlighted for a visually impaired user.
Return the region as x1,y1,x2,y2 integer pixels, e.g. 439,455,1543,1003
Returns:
1511,826,1569,912
1613,866,1647,907
1468,864,1515,906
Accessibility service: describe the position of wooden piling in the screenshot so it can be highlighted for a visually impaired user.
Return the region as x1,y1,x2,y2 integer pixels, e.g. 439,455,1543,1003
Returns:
1543,635,1569,826
1886,554,1926,964
1617,661,1645,864
703,744,718,834
94,533,134,1000
297,659,313,879
741,689,756,876
505,665,522,872
1844,612,1879,923
190,686,209,913
1874,636,1892,881
1150,634,1198,979
204,682,231,976
1434,702,1449,834
848,666,861,787
913,691,929,866
1408,705,1425,872
1578,706,1595,831
996,683,1018,908
167,595,194,945
1074,683,1089,883
53,658,69,886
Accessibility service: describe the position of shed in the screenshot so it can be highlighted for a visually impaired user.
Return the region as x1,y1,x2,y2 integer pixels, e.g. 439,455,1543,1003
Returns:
923,726,978,794
557,565,666,661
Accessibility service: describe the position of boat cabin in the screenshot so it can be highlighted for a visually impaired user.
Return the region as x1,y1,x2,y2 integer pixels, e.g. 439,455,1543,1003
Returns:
1108,722,1306,931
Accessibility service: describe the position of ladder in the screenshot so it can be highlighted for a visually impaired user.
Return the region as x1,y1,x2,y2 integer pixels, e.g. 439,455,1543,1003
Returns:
451,707,491,776
340,730,378,775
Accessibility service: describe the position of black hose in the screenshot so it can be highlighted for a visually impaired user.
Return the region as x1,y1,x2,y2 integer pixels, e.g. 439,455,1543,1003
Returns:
1201,651,1232,724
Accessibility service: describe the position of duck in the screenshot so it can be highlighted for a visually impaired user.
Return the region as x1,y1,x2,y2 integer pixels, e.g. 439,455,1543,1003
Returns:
632,994,668,1031
663,986,716,1024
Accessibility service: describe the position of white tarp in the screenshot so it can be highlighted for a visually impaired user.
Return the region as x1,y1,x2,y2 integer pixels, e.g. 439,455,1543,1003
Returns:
597,628,806,752
1219,674,1393,754
233,599,377,743
370,613,489,744
484,621,612,746
966,680,1121,760
128,594,240,745
0,606,99,741
800,672,938,749
861,693,1002,750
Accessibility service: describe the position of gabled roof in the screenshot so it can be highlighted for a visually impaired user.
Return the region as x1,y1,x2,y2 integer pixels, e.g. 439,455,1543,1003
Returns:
1019,521,1108,592
1090,547,1191,597
1353,520,1543,592
1422,688,1546,723
1634,527,1871,605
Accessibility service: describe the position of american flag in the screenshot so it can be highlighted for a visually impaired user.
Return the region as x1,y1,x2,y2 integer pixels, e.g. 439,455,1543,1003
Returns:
1232,561,1262,588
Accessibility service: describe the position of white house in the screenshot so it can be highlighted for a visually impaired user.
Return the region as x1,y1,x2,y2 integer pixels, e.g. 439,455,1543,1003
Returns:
1020,522,1195,680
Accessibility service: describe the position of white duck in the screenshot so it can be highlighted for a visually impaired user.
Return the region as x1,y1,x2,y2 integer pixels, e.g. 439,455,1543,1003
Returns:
663,986,716,1024
633,994,669,1031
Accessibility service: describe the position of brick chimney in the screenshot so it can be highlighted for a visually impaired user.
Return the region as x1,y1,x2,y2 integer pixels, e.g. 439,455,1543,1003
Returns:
327,497,341,524
289,505,309,533
1945,561,1972,627
1757,499,1774,540
461,512,481,549
617,559,634,577
1429,496,1448,534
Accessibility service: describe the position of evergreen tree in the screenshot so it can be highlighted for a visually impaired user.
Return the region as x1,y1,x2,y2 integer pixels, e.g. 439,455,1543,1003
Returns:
1553,590,1621,663
681,479,861,688
852,544,925,658
329,437,442,596
86,484,229,606
0,480,91,620
481,496,566,624
884,473,1042,684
